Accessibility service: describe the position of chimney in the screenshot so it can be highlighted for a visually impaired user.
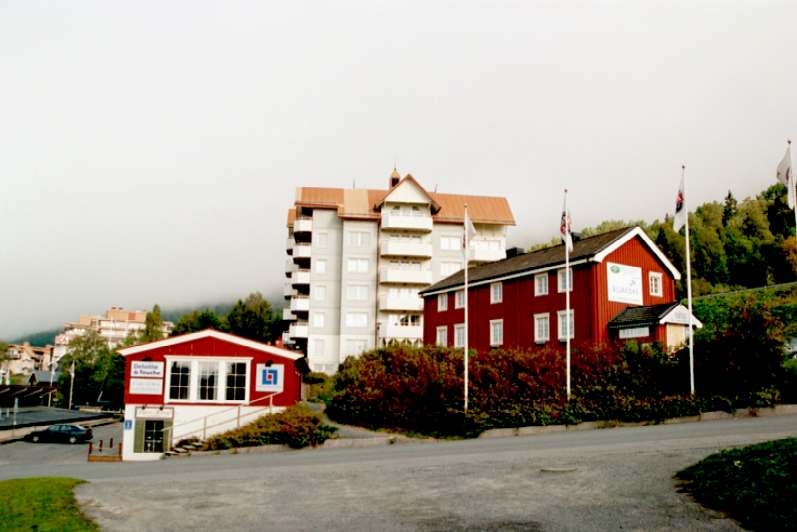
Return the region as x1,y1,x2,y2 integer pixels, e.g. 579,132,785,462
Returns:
506,247,525,258
389,166,401,188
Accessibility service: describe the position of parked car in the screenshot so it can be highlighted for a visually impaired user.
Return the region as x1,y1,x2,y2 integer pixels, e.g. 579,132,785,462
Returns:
24,424,93,444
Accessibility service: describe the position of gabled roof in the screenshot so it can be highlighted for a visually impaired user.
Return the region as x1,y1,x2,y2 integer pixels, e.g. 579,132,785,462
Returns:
117,329,303,360
608,303,702,329
420,226,680,295
373,174,441,213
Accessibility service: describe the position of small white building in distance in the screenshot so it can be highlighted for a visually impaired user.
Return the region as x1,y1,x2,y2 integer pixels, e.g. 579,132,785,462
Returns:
52,307,174,369
283,169,515,373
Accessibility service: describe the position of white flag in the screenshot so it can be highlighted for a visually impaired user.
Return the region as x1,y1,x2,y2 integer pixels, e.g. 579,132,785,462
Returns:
463,209,477,260
776,144,794,209
560,195,573,253
673,173,687,232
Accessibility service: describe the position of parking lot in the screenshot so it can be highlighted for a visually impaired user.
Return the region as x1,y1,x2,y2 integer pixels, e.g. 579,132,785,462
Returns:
0,422,122,467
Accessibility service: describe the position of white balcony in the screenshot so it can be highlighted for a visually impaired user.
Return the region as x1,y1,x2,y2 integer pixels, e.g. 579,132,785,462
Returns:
379,267,433,285
290,296,310,312
285,259,296,274
289,322,309,338
379,294,424,312
381,213,433,232
286,237,295,253
383,323,423,340
294,218,313,233
380,240,433,258
283,284,295,298
293,244,312,259
292,269,311,286
470,241,505,263
282,308,296,320
281,331,294,345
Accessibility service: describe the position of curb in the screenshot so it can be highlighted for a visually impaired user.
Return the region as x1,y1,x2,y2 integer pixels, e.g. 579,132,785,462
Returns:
478,404,797,439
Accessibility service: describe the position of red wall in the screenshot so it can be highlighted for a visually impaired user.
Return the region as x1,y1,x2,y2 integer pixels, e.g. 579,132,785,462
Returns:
423,235,678,352
124,336,301,407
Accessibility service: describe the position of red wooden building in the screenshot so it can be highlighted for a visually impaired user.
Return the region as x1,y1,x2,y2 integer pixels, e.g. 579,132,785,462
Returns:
420,227,700,352
118,329,302,461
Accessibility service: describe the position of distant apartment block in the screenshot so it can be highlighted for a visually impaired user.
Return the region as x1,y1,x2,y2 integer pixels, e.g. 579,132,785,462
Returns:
1,343,54,377
283,169,515,373
53,307,174,368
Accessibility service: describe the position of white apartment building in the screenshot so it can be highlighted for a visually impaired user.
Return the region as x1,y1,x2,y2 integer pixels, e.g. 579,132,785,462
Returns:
283,170,515,373
52,307,174,369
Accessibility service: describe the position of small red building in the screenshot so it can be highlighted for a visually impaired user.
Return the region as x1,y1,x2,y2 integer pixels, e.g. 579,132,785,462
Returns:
118,329,302,461
420,227,700,352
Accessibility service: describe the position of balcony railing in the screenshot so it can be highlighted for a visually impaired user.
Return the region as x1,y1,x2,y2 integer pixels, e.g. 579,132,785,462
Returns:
285,259,296,274
294,218,313,233
286,237,295,253
293,244,312,259
282,308,296,320
380,240,433,257
383,323,423,340
290,296,310,312
379,294,424,311
283,284,295,298
379,267,433,285
289,322,309,338
281,331,294,345
470,241,505,263
381,212,433,232
292,269,311,286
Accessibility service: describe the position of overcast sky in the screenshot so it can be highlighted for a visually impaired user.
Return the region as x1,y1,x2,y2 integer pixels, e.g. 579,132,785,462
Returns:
2,1,796,339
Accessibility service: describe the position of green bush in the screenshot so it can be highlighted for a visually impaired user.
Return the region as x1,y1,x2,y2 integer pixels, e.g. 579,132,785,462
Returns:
304,372,335,403
677,438,797,531
202,404,338,450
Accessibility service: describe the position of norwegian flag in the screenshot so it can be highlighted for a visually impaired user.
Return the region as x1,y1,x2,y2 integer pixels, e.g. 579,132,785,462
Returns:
673,172,687,232
560,193,573,253
776,142,794,210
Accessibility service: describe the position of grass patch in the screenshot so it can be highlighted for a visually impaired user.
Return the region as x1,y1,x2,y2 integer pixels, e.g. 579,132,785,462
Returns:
676,438,797,530
0,477,98,531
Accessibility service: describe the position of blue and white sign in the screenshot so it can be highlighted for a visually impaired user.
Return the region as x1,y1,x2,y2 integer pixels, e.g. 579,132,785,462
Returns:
124,419,133,430
607,262,643,305
255,363,284,392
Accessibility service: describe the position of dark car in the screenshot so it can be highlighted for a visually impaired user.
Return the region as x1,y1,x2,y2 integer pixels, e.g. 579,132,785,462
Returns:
24,424,93,444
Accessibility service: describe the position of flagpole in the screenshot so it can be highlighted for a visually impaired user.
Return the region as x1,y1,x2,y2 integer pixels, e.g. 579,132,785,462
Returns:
683,165,695,396
463,204,470,413
788,140,796,239
564,190,571,400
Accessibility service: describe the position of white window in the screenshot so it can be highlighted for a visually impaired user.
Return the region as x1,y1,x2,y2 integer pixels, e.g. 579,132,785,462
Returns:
490,282,503,304
489,319,504,347
198,361,218,401
348,231,369,247
312,339,325,357
441,261,462,277
436,326,448,347
168,361,191,400
347,258,369,273
649,272,663,297
314,232,328,248
167,358,250,403
557,268,573,293
347,285,368,301
312,312,325,328
454,324,465,348
313,285,326,301
345,312,368,328
534,313,550,343
441,236,462,251
225,361,247,402
437,293,448,311
314,259,327,274
455,290,465,309
534,273,549,296
557,310,575,341
619,326,650,339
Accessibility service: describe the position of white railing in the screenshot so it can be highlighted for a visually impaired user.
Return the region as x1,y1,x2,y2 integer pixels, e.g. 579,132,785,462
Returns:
294,218,313,233
292,269,311,285
379,294,424,311
381,213,433,231
293,244,312,259
380,240,433,257
166,393,279,444
379,267,433,285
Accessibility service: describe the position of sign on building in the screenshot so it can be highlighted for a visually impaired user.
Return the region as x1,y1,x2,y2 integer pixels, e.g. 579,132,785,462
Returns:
607,262,643,305
131,361,164,378
129,378,163,395
255,363,284,392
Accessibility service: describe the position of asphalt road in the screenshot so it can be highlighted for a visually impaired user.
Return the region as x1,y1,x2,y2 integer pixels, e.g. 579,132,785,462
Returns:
2,415,796,531
0,422,121,466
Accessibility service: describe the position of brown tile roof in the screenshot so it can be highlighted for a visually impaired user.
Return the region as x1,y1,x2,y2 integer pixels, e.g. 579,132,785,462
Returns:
292,175,514,225
286,208,296,227
420,227,635,294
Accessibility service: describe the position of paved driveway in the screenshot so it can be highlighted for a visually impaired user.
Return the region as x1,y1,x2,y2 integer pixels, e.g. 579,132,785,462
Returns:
0,423,121,466
3,415,796,531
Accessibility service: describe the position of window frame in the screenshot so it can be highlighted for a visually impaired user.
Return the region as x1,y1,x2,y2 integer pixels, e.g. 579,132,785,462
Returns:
489,319,504,347
345,312,368,328
454,323,465,348
490,282,503,304
314,259,327,274
454,290,465,309
534,273,549,296
164,356,252,404
534,313,550,344
648,272,663,297
557,310,575,341
437,293,448,311
557,268,573,293
436,326,448,347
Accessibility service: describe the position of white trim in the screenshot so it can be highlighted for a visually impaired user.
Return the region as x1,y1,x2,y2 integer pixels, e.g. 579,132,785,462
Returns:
592,227,681,280
557,268,573,293
557,310,574,341
658,304,703,328
436,326,448,347
648,271,664,297
533,313,550,344
422,259,590,297
437,293,448,311
534,273,549,296
454,289,465,309
164,357,251,405
454,323,465,348
118,329,303,360
489,319,503,346
490,282,503,304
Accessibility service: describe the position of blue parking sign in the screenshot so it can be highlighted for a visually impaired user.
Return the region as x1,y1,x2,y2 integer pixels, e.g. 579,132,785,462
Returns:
124,419,133,430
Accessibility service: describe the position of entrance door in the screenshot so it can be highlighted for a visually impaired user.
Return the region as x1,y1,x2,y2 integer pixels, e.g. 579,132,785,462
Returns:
143,420,164,453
